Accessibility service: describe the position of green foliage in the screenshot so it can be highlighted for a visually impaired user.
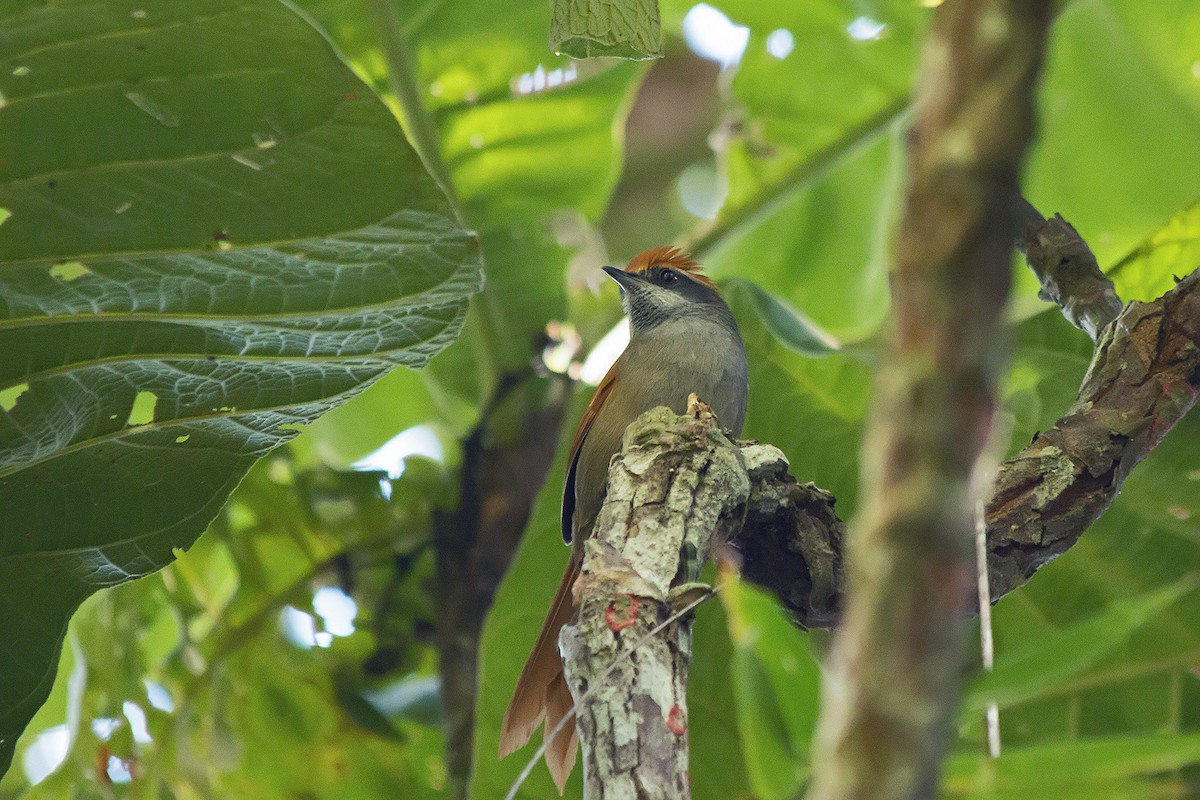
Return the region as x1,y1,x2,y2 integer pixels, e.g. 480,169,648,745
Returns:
469,393,585,799
5,451,456,799
0,0,479,775
3,0,1200,798
721,580,821,799
964,577,1199,716
721,279,839,357
476,2,1200,799
551,0,664,59
299,0,642,450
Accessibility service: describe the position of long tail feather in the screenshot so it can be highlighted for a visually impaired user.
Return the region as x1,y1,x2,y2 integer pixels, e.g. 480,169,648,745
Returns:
498,557,581,760
543,671,579,794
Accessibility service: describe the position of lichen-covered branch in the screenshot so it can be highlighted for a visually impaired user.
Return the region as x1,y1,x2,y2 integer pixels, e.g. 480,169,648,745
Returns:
804,3,1053,800
560,400,750,800
1016,197,1123,339
729,265,1200,626
986,267,1200,593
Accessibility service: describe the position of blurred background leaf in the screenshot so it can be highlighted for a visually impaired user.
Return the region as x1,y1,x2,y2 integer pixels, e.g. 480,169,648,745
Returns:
4,0,1200,798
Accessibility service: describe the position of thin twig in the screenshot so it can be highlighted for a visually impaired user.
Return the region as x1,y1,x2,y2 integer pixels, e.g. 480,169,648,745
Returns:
975,499,1001,758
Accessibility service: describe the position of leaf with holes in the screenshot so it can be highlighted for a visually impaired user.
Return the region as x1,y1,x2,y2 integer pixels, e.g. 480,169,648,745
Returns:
0,0,480,771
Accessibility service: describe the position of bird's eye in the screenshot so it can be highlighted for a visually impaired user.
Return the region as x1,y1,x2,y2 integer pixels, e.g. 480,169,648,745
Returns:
660,268,678,285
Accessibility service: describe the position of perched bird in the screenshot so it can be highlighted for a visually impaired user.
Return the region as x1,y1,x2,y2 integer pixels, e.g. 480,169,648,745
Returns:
498,246,749,792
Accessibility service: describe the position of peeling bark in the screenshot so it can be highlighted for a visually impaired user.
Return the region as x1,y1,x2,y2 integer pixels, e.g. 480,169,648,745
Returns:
727,267,1200,625
732,448,845,630
560,400,749,800
986,268,1200,595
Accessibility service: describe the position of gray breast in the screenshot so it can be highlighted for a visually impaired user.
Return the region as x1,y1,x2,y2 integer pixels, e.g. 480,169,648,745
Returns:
571,317,747,542
638,316,748,434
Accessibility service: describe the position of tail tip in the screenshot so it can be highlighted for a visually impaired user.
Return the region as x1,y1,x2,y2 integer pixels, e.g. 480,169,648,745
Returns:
498,719,534,760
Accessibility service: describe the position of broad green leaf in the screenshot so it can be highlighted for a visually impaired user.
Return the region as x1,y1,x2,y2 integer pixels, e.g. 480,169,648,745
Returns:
683,0,923,228
984,390,1200,750
1116,409,1200,543
1108,197,1200,304
0,0,480,772
1107,0,1200,117
945,734,1200,798
427,62,639,411
551,0,664,60
727,285,873,513
664,0,921,343
293,367,445,468
965,577,1199,715
5,453,453,798
687,1,1200,330
982,191,1200,745
722,580,822,800
663,0,919,342
722,278,840,357
703,115,907,343
296,0,643,458
1001,307,1096,451
1020,0,1200,306
688,594,753,800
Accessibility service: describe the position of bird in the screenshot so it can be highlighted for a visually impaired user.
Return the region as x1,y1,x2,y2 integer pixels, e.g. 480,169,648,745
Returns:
498,246,749,793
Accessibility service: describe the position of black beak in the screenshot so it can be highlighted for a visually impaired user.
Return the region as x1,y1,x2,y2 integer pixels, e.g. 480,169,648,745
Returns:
602,266,643,293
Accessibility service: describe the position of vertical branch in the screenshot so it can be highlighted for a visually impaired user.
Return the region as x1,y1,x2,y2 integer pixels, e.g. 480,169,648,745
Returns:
560,402,750,800
806,3,1052,800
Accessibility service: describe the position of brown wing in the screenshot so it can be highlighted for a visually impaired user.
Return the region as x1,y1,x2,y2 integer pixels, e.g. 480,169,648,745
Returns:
560,362,618,542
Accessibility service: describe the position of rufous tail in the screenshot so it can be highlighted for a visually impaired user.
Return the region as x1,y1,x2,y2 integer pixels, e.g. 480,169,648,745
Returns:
499,557,581,794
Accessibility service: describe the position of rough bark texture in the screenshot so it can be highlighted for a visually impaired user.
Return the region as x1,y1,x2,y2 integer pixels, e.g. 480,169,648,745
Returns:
732,453,845,630
560,400,750,800
805,3,1053,800
986,268,1200,594
729,266,1200,626
433,374,568,799
1016,196,1123,339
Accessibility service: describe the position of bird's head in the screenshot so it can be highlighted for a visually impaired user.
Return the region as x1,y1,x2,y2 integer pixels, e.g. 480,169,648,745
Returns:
603,246,732,333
